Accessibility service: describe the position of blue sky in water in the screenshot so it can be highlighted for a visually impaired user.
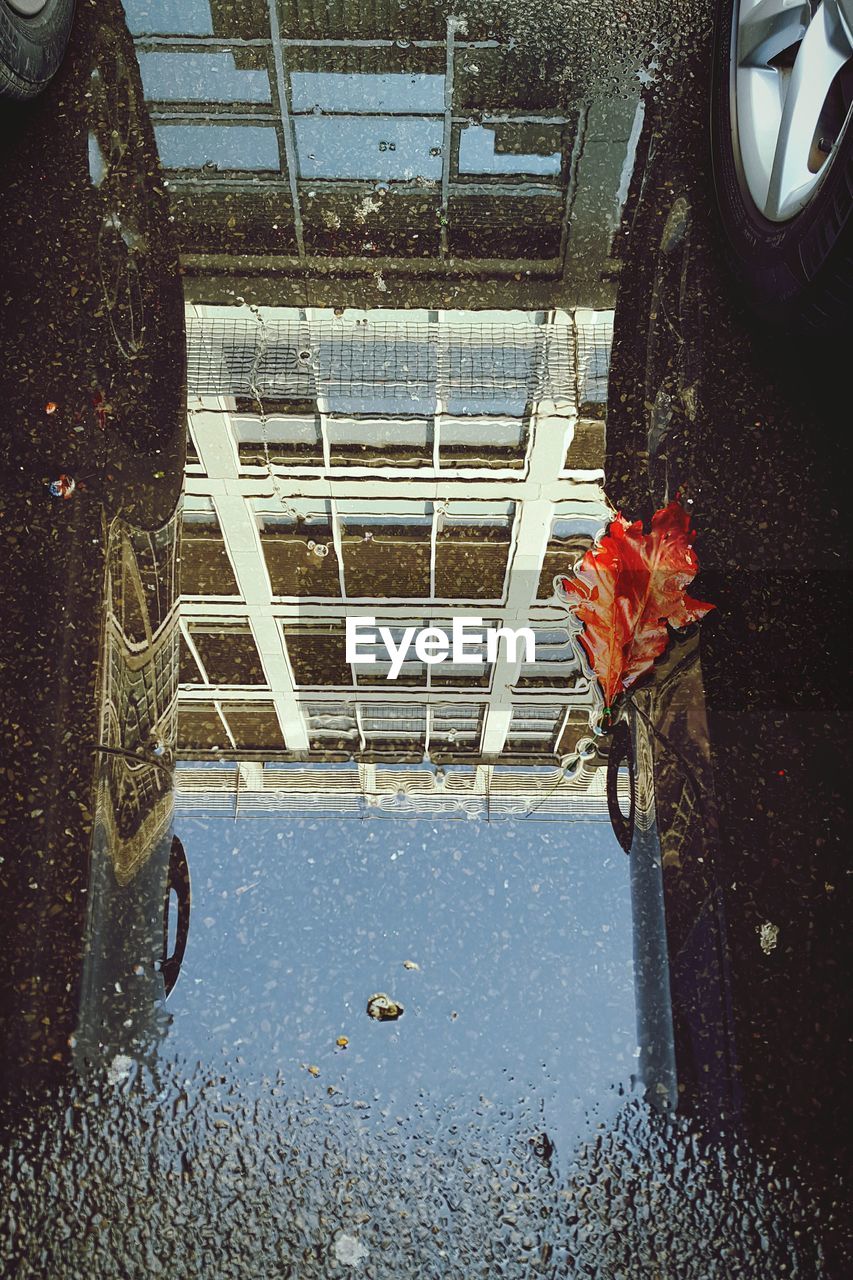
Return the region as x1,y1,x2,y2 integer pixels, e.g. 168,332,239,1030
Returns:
157,813,638,1155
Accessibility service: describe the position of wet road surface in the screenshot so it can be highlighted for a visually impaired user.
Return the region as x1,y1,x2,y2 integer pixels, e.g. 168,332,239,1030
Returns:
0,0,851,1276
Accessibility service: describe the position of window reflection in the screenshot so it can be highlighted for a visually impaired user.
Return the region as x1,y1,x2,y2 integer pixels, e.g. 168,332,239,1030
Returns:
351,626,428,687
434,503,514,601
178,701,230,750
326,417,434,468
123,0,269,38
505,704,566,755
289,71,445,114
339,509,433,599
235,414,323,467
256,504,342,599
154,123,281,171
284,625,351,687
181,500,240,597
123,0,213,36
537,515,602,599
430,703,485,755
186,626,267,687
294,116,443,182
223,703,285,750
458,124,562,176
305,702,359,752
138,52,272,103
360,703,427,755
179,310,611,770
516,627,581,688
439,417,528,469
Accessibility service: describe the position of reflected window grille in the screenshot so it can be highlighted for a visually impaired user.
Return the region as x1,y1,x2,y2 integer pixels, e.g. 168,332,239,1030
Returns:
430,703,484,748
361,704,427,742
327,417,434,467
506,704,564,752
305,702,360,749
187,316,580,407
233,414,323,466
574,314,613,410
518,627,580,685
438,416,528,468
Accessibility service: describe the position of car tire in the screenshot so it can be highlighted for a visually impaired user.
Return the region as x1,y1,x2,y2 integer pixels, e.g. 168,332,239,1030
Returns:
0,0,74,101
711,0,853,331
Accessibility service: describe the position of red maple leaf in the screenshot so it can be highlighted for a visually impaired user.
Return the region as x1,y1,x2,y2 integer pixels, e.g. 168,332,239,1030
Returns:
559,501,714,708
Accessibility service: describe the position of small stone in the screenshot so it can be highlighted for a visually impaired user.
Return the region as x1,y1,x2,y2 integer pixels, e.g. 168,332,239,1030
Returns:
106,1054,133,1085
333,1234,369,1267
366,993,404,1021
757,921,779,955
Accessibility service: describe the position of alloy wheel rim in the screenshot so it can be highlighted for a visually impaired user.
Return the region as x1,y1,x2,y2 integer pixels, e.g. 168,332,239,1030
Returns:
733,0,853,221
6,0,50,16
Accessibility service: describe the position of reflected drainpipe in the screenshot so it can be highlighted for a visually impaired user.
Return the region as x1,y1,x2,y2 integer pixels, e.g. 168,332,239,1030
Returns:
628,709,679,1111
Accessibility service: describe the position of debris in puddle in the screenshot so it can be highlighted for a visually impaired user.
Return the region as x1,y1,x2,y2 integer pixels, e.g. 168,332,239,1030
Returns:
366,993,404,1021
92,388,112,430
333,1234,369,1268
757,922,779,955
49,474,75,499
529,1131,555,1164
354,194,383,225
106,1053,133,1086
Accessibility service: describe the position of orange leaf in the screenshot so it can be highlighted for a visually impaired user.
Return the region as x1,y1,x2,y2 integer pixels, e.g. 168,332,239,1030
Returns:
559,501,713,707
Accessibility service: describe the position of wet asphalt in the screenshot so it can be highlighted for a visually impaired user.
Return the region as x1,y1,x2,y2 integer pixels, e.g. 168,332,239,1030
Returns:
0,0,851,1275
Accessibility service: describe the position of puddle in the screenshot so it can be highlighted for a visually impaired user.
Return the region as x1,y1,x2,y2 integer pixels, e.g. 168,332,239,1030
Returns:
0,0,850,1274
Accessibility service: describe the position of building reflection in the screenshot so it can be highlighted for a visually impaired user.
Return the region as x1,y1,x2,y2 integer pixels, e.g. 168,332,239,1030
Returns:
0,1,710,1126
74,513,191,1076
175,303,619,821
94,515,180,884
122,0,639,309
0,6,844,1265
115,0,638,820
